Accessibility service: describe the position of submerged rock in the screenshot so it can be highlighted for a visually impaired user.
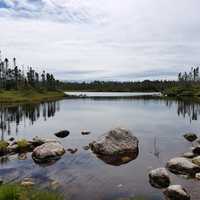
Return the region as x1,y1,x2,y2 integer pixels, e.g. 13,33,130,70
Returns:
163,185,190,200
67,148,78,154
32,142,65,164
90,128,139,166
54,130,70,138
183,152,196,159
166,157,200,176
149,168,170,188
183,133,197,142
90,128,139,156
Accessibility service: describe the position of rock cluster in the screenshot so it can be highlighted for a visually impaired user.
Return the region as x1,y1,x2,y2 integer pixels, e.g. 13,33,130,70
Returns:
148,132,200,200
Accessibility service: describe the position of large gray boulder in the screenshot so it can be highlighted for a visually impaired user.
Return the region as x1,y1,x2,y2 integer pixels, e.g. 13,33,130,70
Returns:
163,185,190,200
90,128,139,156
149,168,170,188
32,142,65,163
166,157,200,176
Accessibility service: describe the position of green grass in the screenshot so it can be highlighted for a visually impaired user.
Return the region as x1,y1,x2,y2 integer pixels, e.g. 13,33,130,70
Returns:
163,84,200,98
0,141,9,155
16,139,29,151
0,184,63,200
0,89,65,103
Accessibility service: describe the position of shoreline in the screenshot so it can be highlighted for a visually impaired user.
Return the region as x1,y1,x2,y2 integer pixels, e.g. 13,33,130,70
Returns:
0,89,66,103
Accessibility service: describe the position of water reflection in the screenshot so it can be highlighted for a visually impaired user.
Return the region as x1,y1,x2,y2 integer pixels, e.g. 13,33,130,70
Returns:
0,101,60,139
95,148,139,166
0,97,200,138
165,98,200,121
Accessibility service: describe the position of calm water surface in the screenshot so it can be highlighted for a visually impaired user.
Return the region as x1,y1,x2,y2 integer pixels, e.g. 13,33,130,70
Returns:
0,95,200,200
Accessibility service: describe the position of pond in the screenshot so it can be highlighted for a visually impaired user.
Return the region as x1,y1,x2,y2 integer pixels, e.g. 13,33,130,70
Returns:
0,95,200,200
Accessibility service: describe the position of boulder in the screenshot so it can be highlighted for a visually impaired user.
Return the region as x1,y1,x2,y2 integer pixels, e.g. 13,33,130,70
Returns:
183,133,197,142
90,128,139,156
192,156,200,166
183,152,195,159
163,185,190,200
149,168,170,188
192,146,200,155
54,130,70,138
32,142,65,163
166,157,200,176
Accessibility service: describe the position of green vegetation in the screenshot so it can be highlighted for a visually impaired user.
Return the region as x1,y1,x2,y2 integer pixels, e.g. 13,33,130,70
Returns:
0,89,65,103
0,141,8,155
64,80,176,92
0,184,63,200
163,67,200,98
0,52,65,103
16,139,29,151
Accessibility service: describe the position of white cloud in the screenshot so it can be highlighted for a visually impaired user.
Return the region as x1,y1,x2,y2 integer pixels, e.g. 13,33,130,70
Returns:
0,0,200,81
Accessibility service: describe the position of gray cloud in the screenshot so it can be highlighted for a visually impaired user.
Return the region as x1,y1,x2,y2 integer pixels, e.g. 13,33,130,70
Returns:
0,0,200,81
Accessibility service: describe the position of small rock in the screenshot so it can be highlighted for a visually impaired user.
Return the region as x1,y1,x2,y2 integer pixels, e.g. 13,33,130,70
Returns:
83,146,90,150
192,146,200,155
9,137,15,142
32,142,65,163
67,148,78,154
21,178,35,187
163,185,190,200
149,168,170,188
81,130,91,135
195,173,200,180
55,130,70,138
183,152,195,158
166,157,200,176
192,156,200,166
30,136,45,147
50,180,60,190
183,133,197,142
18,153,27,160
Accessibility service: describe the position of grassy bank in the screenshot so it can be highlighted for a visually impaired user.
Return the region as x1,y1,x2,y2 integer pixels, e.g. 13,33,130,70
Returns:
0,184,63,200
0,89,66,103
163,85,200,98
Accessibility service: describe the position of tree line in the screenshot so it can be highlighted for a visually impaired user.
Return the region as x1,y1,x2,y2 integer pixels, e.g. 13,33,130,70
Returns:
178,67,200,82
0,52,61,90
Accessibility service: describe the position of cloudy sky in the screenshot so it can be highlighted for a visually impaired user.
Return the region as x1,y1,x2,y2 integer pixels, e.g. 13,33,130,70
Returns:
0,0,200,81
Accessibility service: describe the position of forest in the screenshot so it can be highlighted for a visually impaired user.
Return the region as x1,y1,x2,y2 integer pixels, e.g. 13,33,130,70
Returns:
0,52,61,91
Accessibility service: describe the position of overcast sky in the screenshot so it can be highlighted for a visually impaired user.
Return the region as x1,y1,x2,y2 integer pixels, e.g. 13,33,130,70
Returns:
0,0,200,81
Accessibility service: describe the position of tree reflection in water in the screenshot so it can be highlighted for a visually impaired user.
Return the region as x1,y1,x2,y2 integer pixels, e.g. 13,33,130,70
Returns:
165,99,200,122
0,101,60,139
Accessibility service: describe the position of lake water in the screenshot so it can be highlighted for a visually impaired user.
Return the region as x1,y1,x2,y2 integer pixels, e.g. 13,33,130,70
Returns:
0,95,200,200
65,92,161,97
